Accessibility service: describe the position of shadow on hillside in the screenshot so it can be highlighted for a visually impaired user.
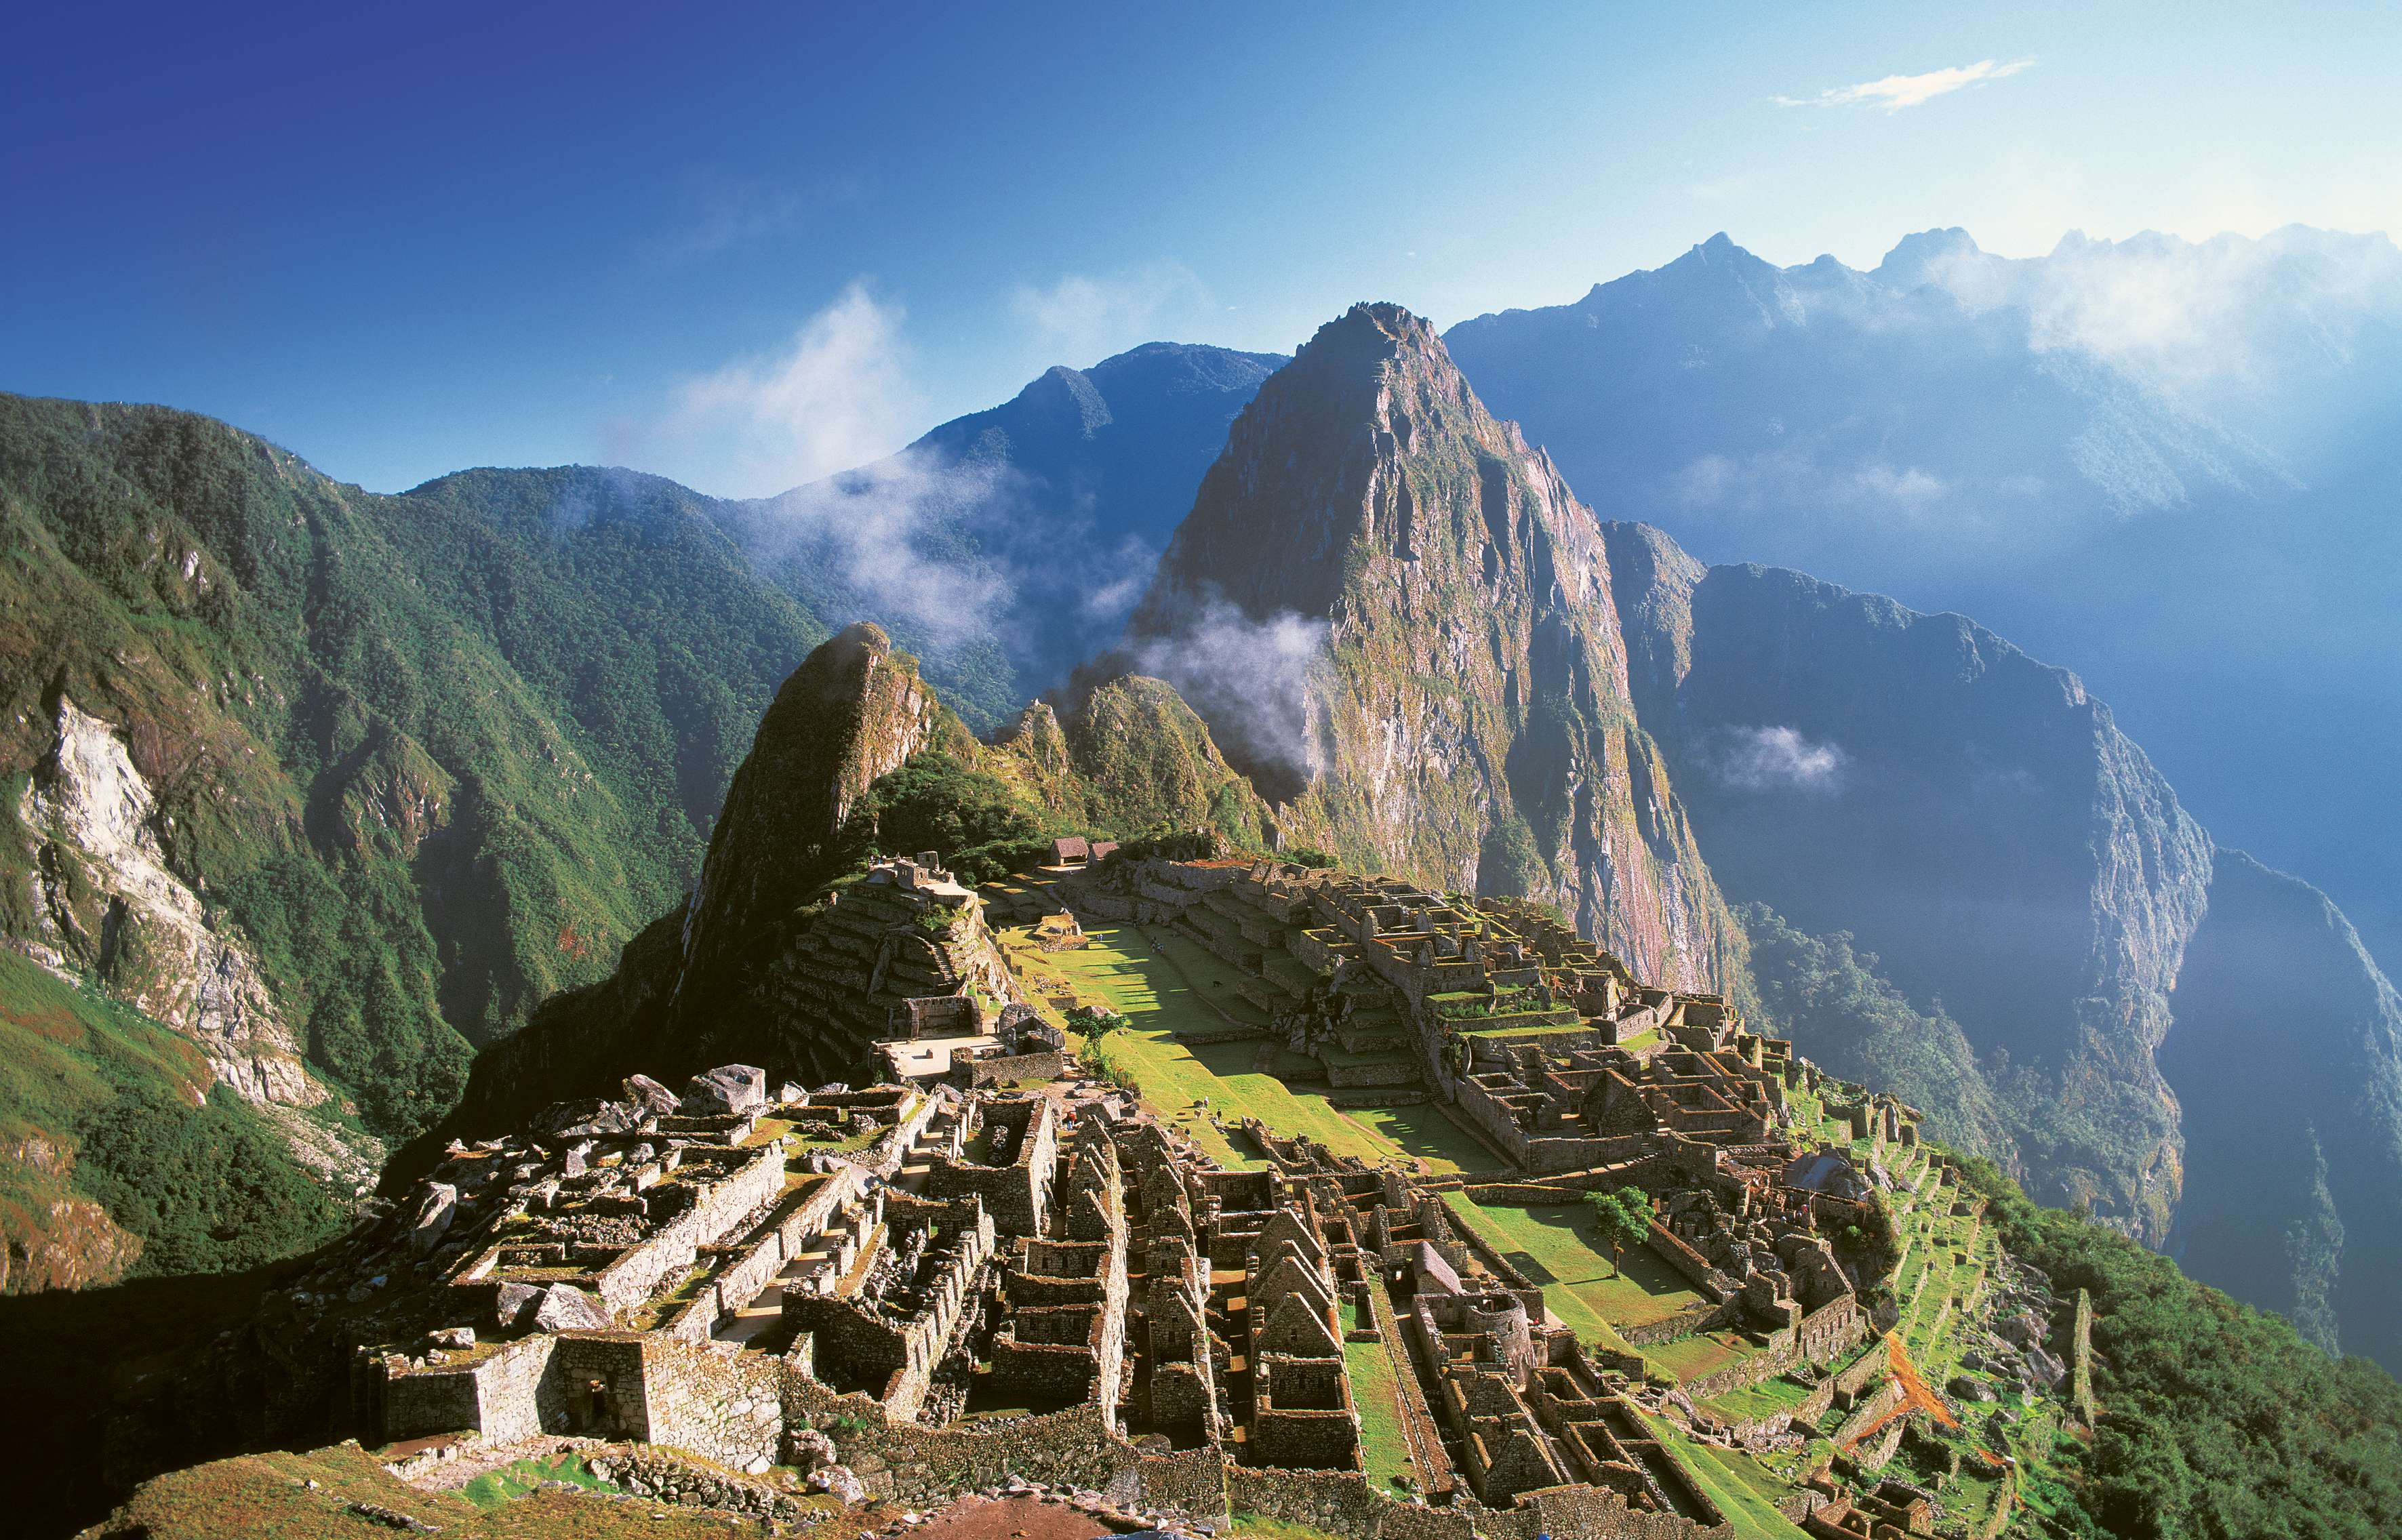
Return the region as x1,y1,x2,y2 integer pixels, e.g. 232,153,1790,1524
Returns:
0,1263,292,1539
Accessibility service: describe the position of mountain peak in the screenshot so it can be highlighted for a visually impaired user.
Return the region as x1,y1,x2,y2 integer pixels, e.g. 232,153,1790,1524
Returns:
1874,226,1987,291
1301,300,1445,363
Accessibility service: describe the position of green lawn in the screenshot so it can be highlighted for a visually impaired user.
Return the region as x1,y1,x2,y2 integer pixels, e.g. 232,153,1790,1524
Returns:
1041,925,1494,1173
1441,1196,1705,1331
1346,1103,1505,1175
459,1453,614,1509
1438,1194,1637,1357
1630,1408,1811,1540
1142,927,1275,1027
1343,1336,1418,1493
1701,1373,1816,1424
1644,1330,1755,1383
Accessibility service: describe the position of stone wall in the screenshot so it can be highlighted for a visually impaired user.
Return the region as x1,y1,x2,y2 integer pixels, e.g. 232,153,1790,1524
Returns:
970,1051,1065,1087
380,1360,487,1445
641,1336,786,1473
593,1148,783,1314
551,1335,647,1439
1642,1224,1730,1304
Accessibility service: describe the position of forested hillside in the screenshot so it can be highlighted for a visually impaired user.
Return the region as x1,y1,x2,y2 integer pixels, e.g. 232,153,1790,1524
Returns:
0,397,829,1280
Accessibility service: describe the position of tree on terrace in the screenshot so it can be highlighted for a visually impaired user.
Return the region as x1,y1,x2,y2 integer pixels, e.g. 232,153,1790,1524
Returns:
1588,1187,1654,1278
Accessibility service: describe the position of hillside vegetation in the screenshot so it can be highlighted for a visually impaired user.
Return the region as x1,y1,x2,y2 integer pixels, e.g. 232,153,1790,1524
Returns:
0,950,344,1288
1959,1156,2402,1540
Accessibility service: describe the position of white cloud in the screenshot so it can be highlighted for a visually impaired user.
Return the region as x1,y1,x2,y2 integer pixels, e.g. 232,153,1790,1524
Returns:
743,449,1020,658
1674,451,1958,522
648,169,809,264
1012,262,1211,366
1710,727,1848,795
1778,58,2034,113
1125,595,1330,794
638,281,923,498
1690,173,1759,203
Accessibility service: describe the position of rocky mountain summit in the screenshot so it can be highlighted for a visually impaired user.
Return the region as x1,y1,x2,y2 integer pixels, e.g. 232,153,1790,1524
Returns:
1444,223,2402,982
420,624,1255,1154
1126,304,1743,996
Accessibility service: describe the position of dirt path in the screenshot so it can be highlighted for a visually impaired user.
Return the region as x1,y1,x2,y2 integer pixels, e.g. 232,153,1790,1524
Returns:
909,1493,1116,1540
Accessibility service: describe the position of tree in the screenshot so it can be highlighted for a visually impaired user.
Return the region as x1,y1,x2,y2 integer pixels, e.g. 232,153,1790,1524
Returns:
1587,1188,1654,1278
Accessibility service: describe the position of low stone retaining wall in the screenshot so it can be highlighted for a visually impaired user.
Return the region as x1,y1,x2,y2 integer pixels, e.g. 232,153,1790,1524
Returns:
585,1446,812,1522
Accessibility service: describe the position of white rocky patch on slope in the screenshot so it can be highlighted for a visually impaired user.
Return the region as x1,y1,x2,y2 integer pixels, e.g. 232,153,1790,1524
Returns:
17,697,323,1107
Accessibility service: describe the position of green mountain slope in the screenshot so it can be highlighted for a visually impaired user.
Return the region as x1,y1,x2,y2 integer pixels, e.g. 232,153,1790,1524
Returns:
0,948,348,1291
0,397,829,1279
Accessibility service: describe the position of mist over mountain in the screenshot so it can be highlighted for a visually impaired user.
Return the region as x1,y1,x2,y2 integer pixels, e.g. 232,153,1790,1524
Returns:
1445,225,2402,968
710,341,1285,731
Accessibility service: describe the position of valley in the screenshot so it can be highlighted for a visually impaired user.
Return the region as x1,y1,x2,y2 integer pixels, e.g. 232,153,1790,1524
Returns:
5,296,2401,1540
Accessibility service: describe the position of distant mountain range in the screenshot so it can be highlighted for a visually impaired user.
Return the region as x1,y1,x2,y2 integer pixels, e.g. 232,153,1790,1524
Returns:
5,229,2399,1373
1443,224,2402,971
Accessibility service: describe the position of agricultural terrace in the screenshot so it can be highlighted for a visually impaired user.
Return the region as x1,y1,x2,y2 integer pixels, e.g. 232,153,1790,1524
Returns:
1001,919,1502,1177
1438,1193,1771,1386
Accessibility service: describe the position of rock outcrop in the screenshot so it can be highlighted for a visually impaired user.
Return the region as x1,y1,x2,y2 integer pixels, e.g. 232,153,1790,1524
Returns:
1123,304,1744,994
1598,519,2402,1358
16,697,320,1106
673,622,972,1028
990,674,1269,846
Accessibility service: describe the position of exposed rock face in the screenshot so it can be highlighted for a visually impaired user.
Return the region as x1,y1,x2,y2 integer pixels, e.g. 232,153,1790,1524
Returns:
17,697,320,1106
427,626,990,1143
674,622,972,1027
2163,850,2402,1365
0,1187,143,1293
1602,525,2212,1239
1125,304,1742,993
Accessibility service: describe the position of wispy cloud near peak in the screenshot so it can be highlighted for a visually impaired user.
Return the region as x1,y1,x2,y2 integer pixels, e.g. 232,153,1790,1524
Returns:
1778,58,2034,113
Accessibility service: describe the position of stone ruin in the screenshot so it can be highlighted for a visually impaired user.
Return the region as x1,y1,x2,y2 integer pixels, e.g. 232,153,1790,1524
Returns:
291,855,2014,1540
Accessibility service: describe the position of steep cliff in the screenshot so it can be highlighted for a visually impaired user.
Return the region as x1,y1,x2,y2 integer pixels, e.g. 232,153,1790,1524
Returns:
671,622,974,1028
1124,304,1743,994
1603,522,2211,1238
1446,224,2402,986
2162,850,2402,1364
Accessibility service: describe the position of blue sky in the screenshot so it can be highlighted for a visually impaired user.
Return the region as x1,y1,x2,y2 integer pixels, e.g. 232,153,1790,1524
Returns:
5,0,2397,496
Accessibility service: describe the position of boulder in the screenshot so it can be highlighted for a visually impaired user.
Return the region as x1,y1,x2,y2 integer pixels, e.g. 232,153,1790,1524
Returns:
407,1183,458,1255
777,1081,805,1104
789,1428,837,1472
534,1282,614,1332
807,1463,866,1504
1948,1375,1998,1403
495,1281,542,1329
624,1074,681,1114
429,1325,477,1350
685,1064,769,1116
539,1097,639,1137
2024,1344,2069,1390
